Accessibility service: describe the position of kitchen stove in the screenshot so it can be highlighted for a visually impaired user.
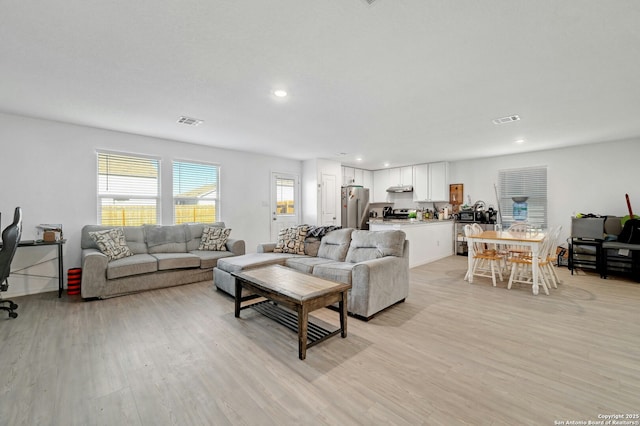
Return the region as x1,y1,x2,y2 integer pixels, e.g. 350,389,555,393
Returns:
383,208,416,219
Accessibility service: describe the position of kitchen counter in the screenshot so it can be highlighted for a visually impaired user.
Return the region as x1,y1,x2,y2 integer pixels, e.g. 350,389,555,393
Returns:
368,218,454,226
369,219,454,268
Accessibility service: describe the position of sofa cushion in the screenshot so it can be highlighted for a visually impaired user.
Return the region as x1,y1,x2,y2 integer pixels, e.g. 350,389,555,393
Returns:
274,225,309,255
199,226,231,251
106,253,158,279
317,228,354,261
216,253,300,274
82,225,147,254
89,228,134,261
186,222,226,251
190,250,236,269
312,261,356,285
151,253,201,270
145,225,188,253
304,237,321,257
346,230,406,263
284,257,334,274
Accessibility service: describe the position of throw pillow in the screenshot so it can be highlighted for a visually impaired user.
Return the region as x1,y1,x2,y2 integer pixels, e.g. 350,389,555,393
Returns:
89,228,134,261
273,225,308,255
198,226,231,251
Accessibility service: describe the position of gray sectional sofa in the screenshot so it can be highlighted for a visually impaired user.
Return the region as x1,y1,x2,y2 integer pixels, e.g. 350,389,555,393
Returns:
81,223,245,299
213,228,409,320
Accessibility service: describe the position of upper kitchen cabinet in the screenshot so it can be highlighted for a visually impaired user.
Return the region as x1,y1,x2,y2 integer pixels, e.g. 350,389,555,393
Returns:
429,161,448,201
401,166,413,185
388,166,413,186
342,166,355,186
413,164,429,200
373,169,390,202
413,162,449,202
342,166,372,187
362,169,373,190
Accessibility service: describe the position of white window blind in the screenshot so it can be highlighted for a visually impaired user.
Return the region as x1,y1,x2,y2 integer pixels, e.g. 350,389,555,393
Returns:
275,177,296,215
97,152,159,226
498,166,547,229
173,161,219,224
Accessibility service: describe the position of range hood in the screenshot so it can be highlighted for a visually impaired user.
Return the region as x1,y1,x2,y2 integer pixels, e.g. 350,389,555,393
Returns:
386,185,414,193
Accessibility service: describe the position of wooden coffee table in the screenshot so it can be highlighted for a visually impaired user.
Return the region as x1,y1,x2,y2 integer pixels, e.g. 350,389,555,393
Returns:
232,264,351,360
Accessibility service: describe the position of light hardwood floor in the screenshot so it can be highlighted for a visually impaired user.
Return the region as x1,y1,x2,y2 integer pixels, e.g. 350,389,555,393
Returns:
1,256,639,425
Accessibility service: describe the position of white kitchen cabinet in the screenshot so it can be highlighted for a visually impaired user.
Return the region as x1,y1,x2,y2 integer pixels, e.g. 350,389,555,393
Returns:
369,221,454,268
412,164,429,200
388,167,401,186
429,162,448,201
353,168,364,186
373,169,390,202
342,167,371,187
401,166,413,185
362,170,373,190
387,166,412,186
413,162,448,202
342,166,355,186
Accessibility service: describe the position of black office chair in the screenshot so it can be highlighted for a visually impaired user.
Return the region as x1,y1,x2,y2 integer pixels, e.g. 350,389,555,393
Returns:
1,207,23,319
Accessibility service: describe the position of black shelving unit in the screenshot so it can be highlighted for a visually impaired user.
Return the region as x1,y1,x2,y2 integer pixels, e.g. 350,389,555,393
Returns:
569,217,605,275
568,238,602,274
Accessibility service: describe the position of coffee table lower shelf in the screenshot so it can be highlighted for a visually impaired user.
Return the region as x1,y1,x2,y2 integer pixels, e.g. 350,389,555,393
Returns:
248,300,341,347
233,265,350,360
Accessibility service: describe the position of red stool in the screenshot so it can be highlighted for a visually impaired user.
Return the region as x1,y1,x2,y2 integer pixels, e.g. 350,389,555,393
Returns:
67,268,82,295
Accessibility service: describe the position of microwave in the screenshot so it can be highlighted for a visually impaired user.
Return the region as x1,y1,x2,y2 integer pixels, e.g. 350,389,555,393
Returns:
459,211,475,222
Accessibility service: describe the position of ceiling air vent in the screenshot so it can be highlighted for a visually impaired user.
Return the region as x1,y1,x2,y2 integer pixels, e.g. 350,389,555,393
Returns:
362,0,378,5
177,116,203,126
492,115,520,125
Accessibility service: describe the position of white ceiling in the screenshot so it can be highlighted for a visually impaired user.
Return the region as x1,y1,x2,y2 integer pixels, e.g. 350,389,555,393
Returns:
1,1,639,170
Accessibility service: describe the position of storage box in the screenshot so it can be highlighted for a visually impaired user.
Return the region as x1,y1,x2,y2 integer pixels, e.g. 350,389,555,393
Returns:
43,230,61,242
571,217,605,240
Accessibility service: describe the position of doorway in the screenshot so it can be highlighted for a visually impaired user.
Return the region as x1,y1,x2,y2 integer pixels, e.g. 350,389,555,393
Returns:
270,172,301,241
321,173,337,226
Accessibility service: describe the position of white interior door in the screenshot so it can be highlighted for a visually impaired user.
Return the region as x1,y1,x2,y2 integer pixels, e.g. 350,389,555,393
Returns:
271,172,300,241
321,173,337,226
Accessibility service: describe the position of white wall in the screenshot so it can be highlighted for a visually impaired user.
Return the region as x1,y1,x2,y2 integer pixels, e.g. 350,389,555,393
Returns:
3,110,639,297
449,139,640,244
0,112,301,297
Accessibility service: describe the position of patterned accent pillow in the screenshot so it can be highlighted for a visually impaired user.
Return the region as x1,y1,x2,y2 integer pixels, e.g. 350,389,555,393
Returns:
273,225,308,255
198,226,231,251
89,228,134,261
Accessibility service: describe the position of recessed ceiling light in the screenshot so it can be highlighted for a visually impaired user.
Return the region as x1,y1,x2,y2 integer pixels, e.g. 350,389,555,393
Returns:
355,157,363,162
383,162,390,168
514,139,525,144
273,90,288,98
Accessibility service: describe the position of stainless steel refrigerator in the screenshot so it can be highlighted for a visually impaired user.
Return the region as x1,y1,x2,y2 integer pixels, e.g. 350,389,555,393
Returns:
341,186,370,230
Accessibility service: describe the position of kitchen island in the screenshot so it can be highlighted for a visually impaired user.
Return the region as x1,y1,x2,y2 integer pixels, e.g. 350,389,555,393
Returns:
369,219,454,268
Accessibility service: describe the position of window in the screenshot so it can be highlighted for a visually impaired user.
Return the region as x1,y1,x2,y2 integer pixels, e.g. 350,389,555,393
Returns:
275,176,296,215
97,152,159,226
173,161,219,224
498,166,547,229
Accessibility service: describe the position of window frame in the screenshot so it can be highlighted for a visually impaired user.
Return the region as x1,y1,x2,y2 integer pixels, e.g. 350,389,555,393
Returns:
498,165,548,229
172,159,220,224
96,150,161,226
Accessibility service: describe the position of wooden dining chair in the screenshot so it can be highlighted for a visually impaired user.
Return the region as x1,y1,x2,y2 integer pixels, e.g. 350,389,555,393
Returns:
504,222,534,261
465,224,504,287
543,225,563,288
507,232,552,295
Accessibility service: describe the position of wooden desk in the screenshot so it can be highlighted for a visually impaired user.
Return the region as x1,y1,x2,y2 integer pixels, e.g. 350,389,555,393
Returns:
467,230,546,295
5,239,67,298
233,265,351,360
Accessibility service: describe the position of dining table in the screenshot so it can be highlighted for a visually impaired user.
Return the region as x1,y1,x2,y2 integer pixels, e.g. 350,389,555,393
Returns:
466,229,547,295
